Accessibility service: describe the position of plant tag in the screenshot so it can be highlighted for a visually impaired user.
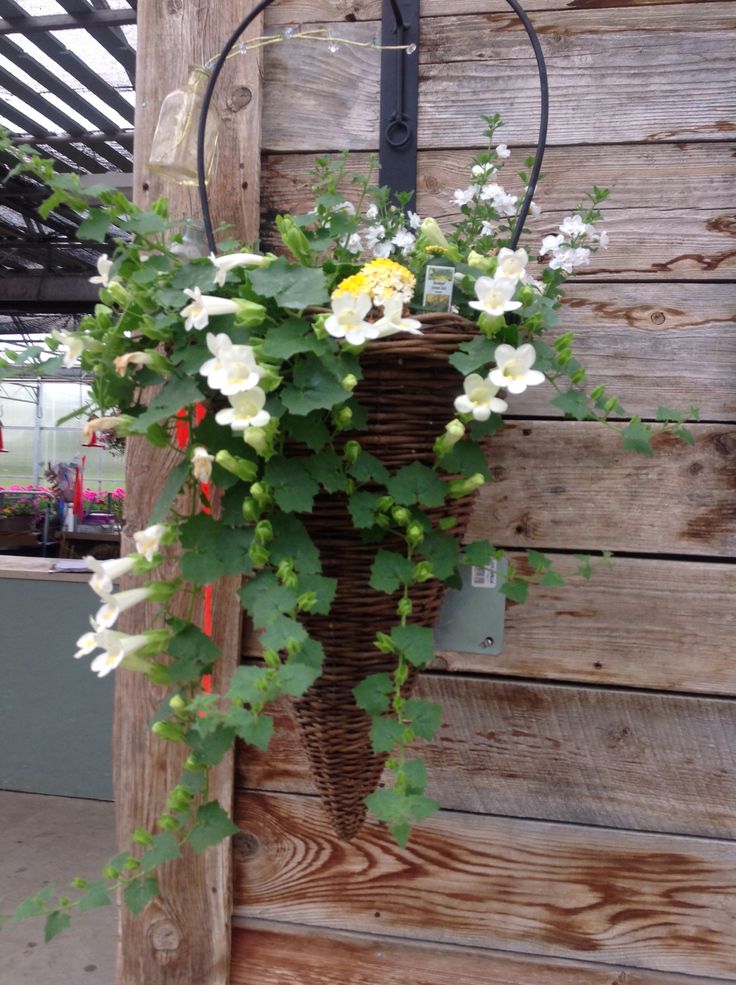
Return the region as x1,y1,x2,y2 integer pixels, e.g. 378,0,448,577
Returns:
422,264,454,312
433,557,508,655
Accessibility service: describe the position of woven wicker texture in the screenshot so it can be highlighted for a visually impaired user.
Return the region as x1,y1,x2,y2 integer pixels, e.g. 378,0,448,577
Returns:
295,313,488,840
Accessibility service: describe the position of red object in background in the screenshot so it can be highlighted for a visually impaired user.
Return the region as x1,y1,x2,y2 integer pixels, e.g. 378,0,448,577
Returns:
82,428,100,449
72,457,86,519
0,421,8,453
175,403,207,450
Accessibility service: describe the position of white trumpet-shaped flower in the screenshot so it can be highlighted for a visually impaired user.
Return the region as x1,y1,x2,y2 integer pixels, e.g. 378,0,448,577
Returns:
50,329,85,368
469,276,522,317
454,374,508,421
180,287,239,332
133,523,167,563
495,247,529,282
489,343,546,395
74,630,100,660
324,293,379,346
374,296,423,338
214,388,270,431
191,446,215,484
199,333,262,395
209,251,269,288
89,630,152,677
94,586,155,630
85,554,136,597
88,254,114,287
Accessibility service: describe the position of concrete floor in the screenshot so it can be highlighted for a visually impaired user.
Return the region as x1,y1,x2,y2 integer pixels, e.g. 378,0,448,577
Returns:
0,791,117,985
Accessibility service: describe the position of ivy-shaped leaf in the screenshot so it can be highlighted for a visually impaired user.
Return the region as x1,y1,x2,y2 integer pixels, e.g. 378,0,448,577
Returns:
622,418,654,456
262,316,317,359
122,876,159,915
139,831,181,875
348,451,390,485
347,490,382,529
263,455,319,513
551,389,592,421
166,624,222,682
270,513,321,574
462,540,497,567
277,662,321,697
370,550,413,593
387,462,447,507
280,354,349,416
448,336,497,375
370,716,405,753
305,448,348,493
439,440,490,480
389,625,435,668
282,411,331,451
353,672,393,716
404,699,442,741
248,257,329,309
78,881,112,913
238,571,297,627
129,376,204,433
44,910,71,943
189,802,240,855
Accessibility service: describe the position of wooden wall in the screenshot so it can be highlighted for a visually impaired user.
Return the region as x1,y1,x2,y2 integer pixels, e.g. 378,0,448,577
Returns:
229,0,736,982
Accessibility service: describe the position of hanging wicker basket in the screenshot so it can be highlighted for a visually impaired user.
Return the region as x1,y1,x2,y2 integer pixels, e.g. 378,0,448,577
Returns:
295,311,488,840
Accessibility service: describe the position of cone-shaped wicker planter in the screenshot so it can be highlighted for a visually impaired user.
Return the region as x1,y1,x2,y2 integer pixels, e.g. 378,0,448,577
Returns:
296,313,487,840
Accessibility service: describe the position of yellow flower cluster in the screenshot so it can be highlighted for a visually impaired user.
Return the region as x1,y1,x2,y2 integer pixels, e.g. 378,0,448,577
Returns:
332,258,416,307
361,258,416,305
331,272,370,300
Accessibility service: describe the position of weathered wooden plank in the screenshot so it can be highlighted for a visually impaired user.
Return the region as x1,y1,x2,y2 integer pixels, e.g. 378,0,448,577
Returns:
264,0,722,25
231,791,736,978
262,142,736,218
243,557,736,693
472,422,735,557
230,918,733,985
236,675,736,838
261,7,736,149
114,3,264,984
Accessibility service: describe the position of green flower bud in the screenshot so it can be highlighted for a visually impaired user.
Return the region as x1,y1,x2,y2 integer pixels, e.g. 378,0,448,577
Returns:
554,331,574,350
147,663,171,686
285,637,301,656
233,298,267,328
391,506,410,526
215,449,258,483
93,304,113,328
478,312,504,337
296,591,318,612
248,542,270,566
434,419,465,456
375,513,390,529
131,828,153,845
341,373,358,392
395,662,409,686
157,814,180,831
376,496,394,512
262,648,281,668
184,754,206,772
518,285,536,305
242,426,270,456
255,520,273,544
397,597,413,618
467,249,495,273
555,347,572,366
151,721,186,743
590,384,606,401
448,473,485,499
373,631,396,653
412,561,434,583
102,279,131,307
343,440,361,463
332,405,353,429
242,497,261,522
386,757,399,770
123,858,141,871
71,877,88,890
569,367,586,384
438,515,457,530
167,787,192,811
604,396,619,413
406,522,424,547
418,217,449,250
168,694,188,718
275,214,312,265
257,366,282,393
102,865,119,881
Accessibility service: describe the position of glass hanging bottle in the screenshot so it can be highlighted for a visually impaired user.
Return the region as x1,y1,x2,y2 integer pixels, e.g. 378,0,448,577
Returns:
148,65,221,186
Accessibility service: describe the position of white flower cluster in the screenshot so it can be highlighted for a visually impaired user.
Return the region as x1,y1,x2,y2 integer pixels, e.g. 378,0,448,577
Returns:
75,524,171,677
469,246,529,318
453,343,545,423
198,333,271,436
343,202,421,261
540,213,609,274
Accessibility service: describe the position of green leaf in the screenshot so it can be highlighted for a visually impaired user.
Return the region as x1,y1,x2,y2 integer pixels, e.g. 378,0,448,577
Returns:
655,406,685,423
448,336,497,375
189,801,239,855
262,317,317,359
390,625,434,668
402,758,427,794
280,354,348,416
439,440,490,480
122,212,167,236
418,529,459,581
469,414,504,439
122,877,159,915
264,455,319,512
541,570,566,587
78,882,112,913
140,831,181,875
166,624,222,682
278,662,321,697
305,449,348,493
44,910,71,943
149,459,189,524
77,208,111,242
370,716,405,753
348,451,390,485
551,389,591,421
353,672,393,716
404,699,442,740
296,573,337,615
462,540,496,566
291,636,325,670
370,550,413,593
622,418,653,456
249,257,329,309
228,665,271,705
270,513,321,574
347,490,382,529
387,462,447,507
282,411,331,451
229,710,274,750
238,571,298,627
674,425,696,446
194,725,237,766
15,895,48,921
526,549,550,571
260,614,308,652
500,580,529,604
129,376,204,433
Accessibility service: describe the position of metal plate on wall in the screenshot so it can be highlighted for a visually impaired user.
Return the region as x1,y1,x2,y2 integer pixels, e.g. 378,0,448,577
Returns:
434,558,508,656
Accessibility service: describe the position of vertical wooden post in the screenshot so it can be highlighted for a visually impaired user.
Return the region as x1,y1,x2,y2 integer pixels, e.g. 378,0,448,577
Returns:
113,3,263,983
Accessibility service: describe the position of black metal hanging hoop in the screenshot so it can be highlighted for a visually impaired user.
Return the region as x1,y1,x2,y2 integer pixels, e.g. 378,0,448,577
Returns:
196,0,548,254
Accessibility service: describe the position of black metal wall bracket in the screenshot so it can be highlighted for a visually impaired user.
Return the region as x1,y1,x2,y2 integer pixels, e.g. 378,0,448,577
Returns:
378,0,420,210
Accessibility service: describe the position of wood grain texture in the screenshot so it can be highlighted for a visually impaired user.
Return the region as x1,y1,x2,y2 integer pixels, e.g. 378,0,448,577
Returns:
471,422,736,557
260,6,736,150
243,556,736,693
236,675,736,838
231,791,736,978
115,2,263,982
230,919,733,985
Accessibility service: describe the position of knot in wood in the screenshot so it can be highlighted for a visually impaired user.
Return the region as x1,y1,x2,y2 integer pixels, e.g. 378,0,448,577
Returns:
232,831,260,860
150,919,181,952
228,86,253,112
650,311,666,325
